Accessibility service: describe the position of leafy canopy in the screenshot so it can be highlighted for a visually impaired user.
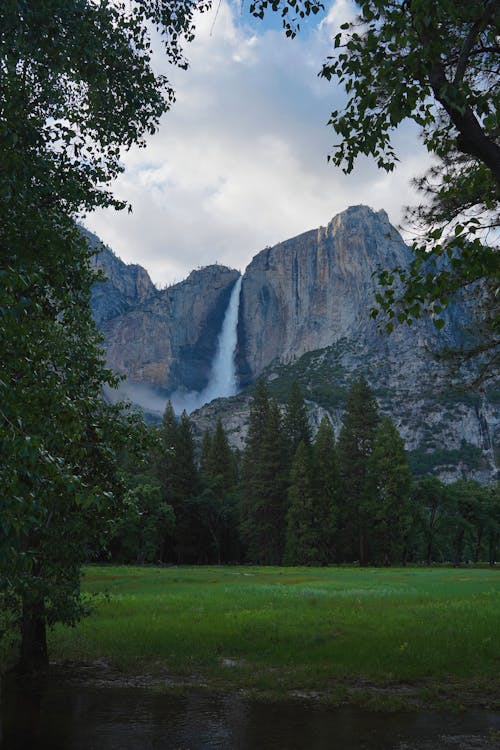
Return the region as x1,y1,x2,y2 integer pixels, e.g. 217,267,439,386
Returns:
319,0,499,378
253,1,499,381
0,0,211,670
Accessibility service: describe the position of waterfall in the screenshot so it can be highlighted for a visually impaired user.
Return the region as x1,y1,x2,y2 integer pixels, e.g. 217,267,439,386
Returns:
170,275,243,414
202,275,243,400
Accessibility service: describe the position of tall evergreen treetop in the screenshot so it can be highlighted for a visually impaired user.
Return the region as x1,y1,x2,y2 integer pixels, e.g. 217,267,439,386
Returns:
336,376,379,565
208,418,235,494
199,430,213,476
285,381,312,453
338,377,379,461
240,385,288,565
312,416,338,562
157,400,178,503
243,378,270,466
284,440,318,566
161,401,177,447
313,416,336,499
259,399,290,564
364,417,412,565
175,410,197,502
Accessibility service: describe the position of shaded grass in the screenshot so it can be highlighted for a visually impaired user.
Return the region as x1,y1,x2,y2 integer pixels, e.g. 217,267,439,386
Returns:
49,565,500,696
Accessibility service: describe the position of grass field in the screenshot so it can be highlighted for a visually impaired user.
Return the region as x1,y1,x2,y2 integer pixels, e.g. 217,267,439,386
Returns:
49,565,500,705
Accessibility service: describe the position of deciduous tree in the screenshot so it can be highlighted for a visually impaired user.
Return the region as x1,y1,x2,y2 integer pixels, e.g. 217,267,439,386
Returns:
318,0,499,380
255,1,498,380
0,0,210,671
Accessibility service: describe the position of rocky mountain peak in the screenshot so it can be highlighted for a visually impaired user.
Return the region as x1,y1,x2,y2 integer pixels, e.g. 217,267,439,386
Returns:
236,205,413,383
180,264,240,290
87,209,497,481
87,230,157,325
90,244,240,396
327,204,390,231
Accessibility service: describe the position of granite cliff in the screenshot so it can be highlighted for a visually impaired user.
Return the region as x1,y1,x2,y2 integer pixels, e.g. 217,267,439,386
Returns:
236,205,465,383
88,231,240,396
88,207,498,481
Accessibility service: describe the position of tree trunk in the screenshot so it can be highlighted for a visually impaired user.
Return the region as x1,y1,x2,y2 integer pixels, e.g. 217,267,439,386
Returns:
359,526,367,566
427,507,437,565
429,64,500,189
20,597,48,673
426,537,434,566
454,530,465,567
473,528,483,564
489,532,498,566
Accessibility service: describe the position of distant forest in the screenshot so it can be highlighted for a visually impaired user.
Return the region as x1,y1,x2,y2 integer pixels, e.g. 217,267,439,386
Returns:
109,379,499,568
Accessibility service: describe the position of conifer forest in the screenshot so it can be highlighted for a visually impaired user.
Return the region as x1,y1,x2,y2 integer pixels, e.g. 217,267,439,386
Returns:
111,379,499,569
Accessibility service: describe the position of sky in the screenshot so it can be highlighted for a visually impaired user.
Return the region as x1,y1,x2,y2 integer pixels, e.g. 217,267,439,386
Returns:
84,0,431,288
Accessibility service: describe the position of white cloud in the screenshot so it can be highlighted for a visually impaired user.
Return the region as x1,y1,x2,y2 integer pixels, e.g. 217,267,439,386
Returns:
85,0,431,287
320,0,358,34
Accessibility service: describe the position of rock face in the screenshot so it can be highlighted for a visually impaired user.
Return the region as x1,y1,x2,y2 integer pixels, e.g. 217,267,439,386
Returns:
88,208,498,481
211,205,495,482
89,240,157,326
236,205,462,383
88,232,240,395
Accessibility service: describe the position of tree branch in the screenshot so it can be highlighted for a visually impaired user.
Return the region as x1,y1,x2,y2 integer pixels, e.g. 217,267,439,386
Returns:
428,63,500,190
453,0,498,85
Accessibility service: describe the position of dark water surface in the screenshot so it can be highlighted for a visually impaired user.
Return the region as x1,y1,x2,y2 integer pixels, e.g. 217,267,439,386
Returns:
1,674,499,750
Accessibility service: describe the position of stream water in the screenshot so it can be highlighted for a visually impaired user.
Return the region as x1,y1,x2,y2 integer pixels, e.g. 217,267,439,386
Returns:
1,674,499,750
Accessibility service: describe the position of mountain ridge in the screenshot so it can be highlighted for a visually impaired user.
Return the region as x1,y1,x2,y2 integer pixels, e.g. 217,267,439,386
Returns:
87,228,240,394
88,206,498,482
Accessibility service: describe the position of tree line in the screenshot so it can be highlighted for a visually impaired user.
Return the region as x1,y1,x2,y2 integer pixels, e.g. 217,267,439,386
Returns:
111,378,500,568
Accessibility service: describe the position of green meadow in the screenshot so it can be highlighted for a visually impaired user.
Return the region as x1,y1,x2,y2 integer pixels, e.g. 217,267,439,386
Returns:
50,565,500,704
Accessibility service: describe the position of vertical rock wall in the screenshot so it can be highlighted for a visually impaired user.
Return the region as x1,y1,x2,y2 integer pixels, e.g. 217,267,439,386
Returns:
88,232,240,393
236,206,415,383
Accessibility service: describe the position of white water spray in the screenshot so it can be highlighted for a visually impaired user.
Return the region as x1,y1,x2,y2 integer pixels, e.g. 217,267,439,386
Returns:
170,275,243,414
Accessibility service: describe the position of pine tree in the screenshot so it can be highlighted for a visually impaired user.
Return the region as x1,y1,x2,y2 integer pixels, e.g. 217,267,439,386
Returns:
243,378,270,468
156,408,197,563
240,382,288,564
285,381,311,454
209,418,235,494
284,441,319,565
157,400,178,503
336,377,379,564
240,379,269,562
162,400,177,437
260,399,289,564
312,416,338,563
412,477,450,565
486,486,500,566
446,480,491,566
364,417,412,565
173,410,198,562
194,420,239,564
175,411,197,499
112,483,175,564
199,430,213,477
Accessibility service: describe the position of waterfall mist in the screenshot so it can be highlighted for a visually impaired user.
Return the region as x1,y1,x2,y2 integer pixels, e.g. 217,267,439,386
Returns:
169,275,243,415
